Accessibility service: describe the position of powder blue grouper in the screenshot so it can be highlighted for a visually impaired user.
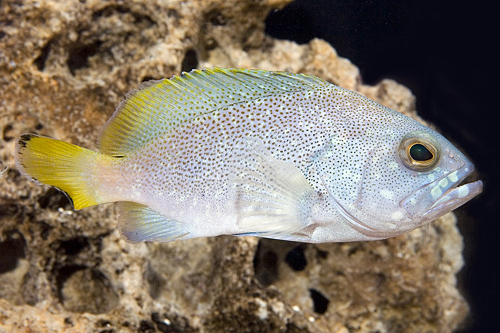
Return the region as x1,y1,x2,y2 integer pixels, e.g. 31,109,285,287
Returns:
15,68,483,243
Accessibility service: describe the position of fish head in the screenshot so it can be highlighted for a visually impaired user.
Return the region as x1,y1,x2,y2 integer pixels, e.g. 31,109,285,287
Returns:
317,121,483,239
395,130,483,223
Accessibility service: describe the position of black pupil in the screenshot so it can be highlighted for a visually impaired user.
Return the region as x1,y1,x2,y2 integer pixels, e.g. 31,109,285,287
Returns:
409,144,433,161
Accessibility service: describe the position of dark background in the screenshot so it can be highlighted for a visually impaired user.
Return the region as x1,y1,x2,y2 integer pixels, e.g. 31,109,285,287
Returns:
265,0,496,332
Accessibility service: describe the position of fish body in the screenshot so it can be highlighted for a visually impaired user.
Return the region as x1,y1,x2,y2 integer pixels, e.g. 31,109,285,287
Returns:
15,68,483,243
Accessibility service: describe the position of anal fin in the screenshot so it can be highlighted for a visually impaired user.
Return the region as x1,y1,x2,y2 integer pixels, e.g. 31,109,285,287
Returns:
117,202,189,242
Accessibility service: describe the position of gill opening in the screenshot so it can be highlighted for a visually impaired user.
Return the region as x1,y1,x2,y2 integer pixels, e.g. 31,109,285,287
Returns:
320,176,390,239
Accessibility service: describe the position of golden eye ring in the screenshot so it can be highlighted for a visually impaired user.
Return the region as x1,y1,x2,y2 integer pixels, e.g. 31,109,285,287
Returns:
399,132,440,172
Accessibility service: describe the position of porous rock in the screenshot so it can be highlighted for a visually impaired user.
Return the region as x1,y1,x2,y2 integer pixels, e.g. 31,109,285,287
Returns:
0,0,468,332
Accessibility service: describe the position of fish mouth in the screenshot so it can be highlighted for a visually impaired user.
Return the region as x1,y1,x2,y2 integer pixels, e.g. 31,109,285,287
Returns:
401,162,483,221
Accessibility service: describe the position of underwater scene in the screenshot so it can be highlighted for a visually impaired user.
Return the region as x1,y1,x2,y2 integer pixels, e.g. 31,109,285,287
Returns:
0,0,495,332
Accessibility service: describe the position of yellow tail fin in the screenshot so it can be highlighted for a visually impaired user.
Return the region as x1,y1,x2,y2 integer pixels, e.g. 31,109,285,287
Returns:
15,134,104,210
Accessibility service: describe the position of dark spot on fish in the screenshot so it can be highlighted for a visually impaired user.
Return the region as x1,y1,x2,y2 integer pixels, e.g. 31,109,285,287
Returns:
309,288,329,314
113,154,125,158
17,139,27,148
18,133,36,148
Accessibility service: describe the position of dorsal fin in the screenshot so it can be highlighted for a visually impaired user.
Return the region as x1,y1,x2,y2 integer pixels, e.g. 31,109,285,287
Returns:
98,68,330,156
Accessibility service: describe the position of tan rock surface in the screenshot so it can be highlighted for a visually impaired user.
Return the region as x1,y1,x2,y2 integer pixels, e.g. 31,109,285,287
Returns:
1,0,468,332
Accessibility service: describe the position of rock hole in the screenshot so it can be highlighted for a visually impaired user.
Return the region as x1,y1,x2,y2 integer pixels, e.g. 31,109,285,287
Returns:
181,49,198,73
34,41,51,71
141,75,161,82
56,264,86,295
316,248,328,259
253,240,279,286
67,41,102,75
285,245,307,271
206,9,228,26
0,203,19,219
142,76,154,82
2,123,14,142
0,231,26,274
59,236,89,256
146,263,164,299
39,221,53,240
6,168,22,185
167,9,179,20
97,319,116,333
138,320,156,333
151,312,174,333
58,266,119,314
309,288,330,314
92,4,135,19
151,312,188,333
204,37,218,51
348,245,361,257
38,187,73,210
92,4,155,27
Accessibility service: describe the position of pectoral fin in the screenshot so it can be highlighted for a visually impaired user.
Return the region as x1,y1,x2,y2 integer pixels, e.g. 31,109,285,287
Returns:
229,138,316,238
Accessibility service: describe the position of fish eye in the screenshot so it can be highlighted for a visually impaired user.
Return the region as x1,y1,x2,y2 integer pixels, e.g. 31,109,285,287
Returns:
399,132,440,172
409,143,433,161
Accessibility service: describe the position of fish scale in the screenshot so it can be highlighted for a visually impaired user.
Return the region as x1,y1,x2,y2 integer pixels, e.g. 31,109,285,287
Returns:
15,68,482,243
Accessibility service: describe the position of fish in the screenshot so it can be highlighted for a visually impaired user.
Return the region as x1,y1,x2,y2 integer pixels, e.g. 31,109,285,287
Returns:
14,68,483,243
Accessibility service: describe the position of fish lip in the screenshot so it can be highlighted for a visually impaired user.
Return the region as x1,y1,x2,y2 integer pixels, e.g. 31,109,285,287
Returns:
424,178,483,217
401,162,483,220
